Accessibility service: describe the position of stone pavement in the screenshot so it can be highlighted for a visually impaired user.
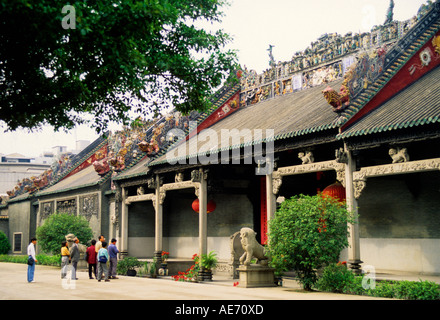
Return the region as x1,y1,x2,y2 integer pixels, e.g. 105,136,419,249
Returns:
0,262,387,301
3,262,437,318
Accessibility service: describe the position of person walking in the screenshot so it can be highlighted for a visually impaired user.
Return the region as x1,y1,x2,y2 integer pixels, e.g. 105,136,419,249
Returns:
108,238,119,279
27,238,38,283
97,241,110,282
70,237,80,280
61,241,70,279
86,240,97,279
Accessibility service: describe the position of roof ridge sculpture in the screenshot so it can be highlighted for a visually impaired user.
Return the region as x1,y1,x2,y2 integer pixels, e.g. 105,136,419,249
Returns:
332,0,440,127
238,1,437,111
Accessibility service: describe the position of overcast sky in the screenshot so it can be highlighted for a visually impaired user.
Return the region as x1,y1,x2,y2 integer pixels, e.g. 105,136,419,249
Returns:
0,0,429,157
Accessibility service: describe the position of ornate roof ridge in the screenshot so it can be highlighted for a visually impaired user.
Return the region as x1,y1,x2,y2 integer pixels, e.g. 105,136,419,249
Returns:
332,1,440,127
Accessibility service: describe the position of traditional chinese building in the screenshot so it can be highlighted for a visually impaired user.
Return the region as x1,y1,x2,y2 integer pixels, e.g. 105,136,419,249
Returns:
2,0,440,277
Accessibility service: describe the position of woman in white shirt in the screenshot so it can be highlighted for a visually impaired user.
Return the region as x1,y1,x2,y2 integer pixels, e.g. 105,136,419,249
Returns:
27,238,38,282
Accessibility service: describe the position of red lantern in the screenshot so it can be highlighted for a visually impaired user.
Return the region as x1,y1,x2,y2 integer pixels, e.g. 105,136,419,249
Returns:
192,198,216,213
322,181,346,202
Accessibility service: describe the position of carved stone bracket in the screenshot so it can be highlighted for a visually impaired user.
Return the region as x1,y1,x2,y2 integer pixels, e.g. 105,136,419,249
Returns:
191,168,208,182
272,171,282,194
352,158,440,199
152,191,166,209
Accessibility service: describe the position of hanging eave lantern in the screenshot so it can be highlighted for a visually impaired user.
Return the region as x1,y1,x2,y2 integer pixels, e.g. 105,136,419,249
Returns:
322,181,346,203
192,198,216,213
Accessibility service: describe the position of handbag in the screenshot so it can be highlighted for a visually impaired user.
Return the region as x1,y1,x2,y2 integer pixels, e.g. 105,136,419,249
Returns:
98,255,107,263
84,251,89,261
27,256,34,265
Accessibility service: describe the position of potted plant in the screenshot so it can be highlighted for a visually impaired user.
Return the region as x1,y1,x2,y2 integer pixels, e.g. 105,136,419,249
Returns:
147,257,157,278
200,251,218,281
116,256,142,276
159,251,169,276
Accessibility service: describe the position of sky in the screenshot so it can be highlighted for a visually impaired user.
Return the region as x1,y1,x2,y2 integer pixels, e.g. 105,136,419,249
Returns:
0,0,429,158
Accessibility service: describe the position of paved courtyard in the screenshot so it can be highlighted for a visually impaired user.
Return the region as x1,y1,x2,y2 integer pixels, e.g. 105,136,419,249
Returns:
0,262,383,301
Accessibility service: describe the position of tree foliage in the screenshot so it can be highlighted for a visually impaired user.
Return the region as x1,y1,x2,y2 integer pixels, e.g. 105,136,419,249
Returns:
0,231,11,255
36,212,93,255
267,194,356,290
0,0,238,133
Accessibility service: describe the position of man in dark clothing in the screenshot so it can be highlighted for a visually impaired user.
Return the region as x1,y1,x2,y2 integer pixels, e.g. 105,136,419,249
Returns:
70,237,80,280
108,239,119,279
86,239,97,279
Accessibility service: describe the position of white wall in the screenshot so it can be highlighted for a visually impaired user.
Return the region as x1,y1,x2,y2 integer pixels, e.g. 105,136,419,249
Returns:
360,238,440,275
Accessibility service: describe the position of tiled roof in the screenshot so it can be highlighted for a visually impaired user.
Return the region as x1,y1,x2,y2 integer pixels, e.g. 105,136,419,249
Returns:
338,65,440,139
150,79,342,166
36,165,109,196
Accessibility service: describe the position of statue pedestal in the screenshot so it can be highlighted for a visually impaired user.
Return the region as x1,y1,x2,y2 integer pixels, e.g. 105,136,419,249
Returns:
237,265,276,288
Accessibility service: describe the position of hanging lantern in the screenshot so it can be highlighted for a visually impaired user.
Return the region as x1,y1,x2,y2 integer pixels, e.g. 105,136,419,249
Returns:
192,198,216,213
322,181,346,202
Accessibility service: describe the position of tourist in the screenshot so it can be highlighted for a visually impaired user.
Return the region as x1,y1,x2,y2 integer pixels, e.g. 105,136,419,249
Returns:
27,238,38,282
86,240,97,279
95,235,105,254
108,238,119,279
97,241,110,282
70,237,80,280
95,235,105,278
61,241,70,279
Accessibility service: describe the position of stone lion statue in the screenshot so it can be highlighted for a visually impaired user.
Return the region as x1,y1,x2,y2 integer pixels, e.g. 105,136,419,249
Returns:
389,147,409,163
65,233,87,253
239,227,268,266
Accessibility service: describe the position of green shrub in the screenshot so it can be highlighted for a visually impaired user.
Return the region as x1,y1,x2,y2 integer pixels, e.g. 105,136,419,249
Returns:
0,253,61,266
36,212,93,255
36,254,61,267
315,263,355,293
392,280,440,300
267,194,356,290
370,280,396,298
314,265,440,300
0,254,28,263
0,231,10,254
117,256,142,275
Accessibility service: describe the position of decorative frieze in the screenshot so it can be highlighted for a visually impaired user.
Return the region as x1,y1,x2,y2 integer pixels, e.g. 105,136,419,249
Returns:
40,201,54,222
56,198,77,215
125,193,155,205
79,194,99,221
352,157,440,198
271,160,346,194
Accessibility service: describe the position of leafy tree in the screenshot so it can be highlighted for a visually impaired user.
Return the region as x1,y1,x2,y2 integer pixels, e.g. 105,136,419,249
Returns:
0,231,11,254
267,194,356,291
0,0,238,133
36,212,93,255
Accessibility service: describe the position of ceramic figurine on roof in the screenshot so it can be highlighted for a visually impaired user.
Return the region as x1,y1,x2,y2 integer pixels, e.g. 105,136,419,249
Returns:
384,0,395,25
268,45,276,68
322,66,352,112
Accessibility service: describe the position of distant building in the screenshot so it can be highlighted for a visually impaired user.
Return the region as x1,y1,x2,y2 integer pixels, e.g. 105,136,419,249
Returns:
0,153,52,196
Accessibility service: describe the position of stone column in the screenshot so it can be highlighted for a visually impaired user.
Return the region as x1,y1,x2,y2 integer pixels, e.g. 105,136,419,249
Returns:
265,171,277,242
344,145,362,273
153,174,165,263
198,171,208,258
120,187,129,257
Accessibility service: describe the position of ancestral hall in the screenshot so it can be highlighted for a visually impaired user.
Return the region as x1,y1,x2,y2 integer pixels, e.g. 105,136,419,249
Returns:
1,1,440,277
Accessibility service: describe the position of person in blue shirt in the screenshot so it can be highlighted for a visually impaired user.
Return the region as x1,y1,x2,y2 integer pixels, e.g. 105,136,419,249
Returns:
108,238,119,279
97,241,110,282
